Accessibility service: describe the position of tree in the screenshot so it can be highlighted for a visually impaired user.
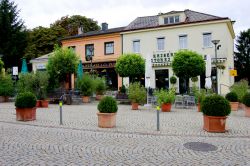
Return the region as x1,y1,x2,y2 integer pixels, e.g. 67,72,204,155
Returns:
172,50,205,93
235,29,250,83
50,15,100,36
0,0,27,69
0,59,4,73
115,53,145,83
25,26,66,59
25,15,100,60
47,46,79,87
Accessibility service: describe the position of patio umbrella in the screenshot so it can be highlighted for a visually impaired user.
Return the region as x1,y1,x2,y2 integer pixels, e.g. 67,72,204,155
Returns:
21,58,28,74
77,60,83,79
145,53,152,88
205,54,212,89
145,53,152,106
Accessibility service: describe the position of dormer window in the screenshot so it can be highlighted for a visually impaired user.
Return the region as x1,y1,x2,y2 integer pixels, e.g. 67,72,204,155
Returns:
164,15,180,24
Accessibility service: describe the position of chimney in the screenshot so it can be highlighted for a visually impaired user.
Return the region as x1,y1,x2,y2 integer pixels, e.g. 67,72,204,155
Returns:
78,24,84,35
101,22,108,31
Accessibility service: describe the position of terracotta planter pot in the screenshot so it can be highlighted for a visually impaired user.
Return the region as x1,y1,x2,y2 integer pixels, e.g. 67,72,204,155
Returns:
239,103,245,110
203,115,227,133
131,102,139,110
0,96,5,102
36,100,41,107
161,103,171,112
197,103,201,112
82,96,90,103
96,95,103,101
16,107,36,121
41,100,49,108
97,112,116,128
4,96,9,102
230,102,239,111
245,106,250,117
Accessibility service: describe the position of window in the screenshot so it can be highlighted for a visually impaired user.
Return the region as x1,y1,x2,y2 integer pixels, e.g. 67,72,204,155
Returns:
105,42,114,55
164,15,180,24
175,16,179,23
203,33,212,48
179,35,187,49
157,37,165,50
85,44,94,61
133,40,140,53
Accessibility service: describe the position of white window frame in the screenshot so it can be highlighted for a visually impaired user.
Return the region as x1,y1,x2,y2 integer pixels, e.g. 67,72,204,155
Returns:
179,35,187,49
133,40,140,53
164,15,180,24
157,37,165,51
203,33,212,48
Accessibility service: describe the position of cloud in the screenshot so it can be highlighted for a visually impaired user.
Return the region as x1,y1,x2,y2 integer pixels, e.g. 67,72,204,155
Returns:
13,0,249,36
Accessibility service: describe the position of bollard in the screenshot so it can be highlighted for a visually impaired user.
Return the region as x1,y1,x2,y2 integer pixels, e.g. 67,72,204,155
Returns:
59,101,63,125
156,106,160,131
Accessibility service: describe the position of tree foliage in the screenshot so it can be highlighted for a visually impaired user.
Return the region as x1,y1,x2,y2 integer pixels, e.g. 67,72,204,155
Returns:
0,59,4,72
0,0,28,68
25,26,66,59
235,29,250,83
47,46,79,84
50,15,100,36
172,50,205,79
115,53,145,78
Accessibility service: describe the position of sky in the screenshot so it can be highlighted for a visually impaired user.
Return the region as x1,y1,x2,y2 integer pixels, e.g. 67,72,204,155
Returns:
14,0,249,37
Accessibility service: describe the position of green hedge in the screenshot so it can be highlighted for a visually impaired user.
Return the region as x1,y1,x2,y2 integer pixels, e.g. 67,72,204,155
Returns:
201,95,231,116
242,93,250,107
225,92,238,102
0,75,14,96
15,92,37,108
98,96,118,113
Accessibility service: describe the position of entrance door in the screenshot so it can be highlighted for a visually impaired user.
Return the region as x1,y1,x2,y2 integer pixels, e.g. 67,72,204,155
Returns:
155,69,169,89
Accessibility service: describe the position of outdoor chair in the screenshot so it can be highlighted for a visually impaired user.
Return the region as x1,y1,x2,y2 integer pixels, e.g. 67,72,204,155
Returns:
185,96,196,109
175,95,184,108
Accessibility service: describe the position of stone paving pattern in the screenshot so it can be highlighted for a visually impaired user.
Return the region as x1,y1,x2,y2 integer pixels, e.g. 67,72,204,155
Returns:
0,102,250,165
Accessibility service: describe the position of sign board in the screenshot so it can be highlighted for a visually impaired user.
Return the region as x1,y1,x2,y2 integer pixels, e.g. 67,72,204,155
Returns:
12,66,18,75
36,64,46,70
230,69,237,76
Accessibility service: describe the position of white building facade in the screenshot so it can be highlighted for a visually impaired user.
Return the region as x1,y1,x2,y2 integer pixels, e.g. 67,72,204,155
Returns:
122,10,235,95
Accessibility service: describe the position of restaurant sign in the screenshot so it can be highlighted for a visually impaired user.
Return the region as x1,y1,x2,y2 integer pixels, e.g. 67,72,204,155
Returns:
151,52,175,67
83,61,116,69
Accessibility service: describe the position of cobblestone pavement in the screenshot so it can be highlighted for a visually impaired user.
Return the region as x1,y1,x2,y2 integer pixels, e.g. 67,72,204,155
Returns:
0,102,250,165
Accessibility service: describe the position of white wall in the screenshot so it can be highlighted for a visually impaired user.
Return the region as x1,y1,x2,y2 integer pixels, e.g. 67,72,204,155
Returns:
122,20,234,94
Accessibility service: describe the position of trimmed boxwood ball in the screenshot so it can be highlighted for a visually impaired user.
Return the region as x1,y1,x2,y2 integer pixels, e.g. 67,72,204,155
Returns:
170,76,177,84
15,92,37,108
242,92,250,107
225,92,238,102
98,96,118,113
201,95,231,116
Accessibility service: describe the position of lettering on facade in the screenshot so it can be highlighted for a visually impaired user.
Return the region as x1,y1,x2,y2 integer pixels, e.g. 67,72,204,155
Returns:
151,52,175,67
83,62,116,69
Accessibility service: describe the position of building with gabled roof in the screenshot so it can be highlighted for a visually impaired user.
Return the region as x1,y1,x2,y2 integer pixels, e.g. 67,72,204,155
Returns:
122,9,235,94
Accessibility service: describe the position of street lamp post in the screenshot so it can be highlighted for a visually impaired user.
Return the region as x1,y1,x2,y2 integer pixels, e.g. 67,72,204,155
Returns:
89,47,94,74
211,40,220,94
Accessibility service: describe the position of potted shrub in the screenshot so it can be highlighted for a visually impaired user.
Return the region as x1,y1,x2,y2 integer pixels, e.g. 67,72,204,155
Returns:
94,77,106,100
15,92,37,121
35,71,49,107
0,75,14,102
201,95,231,132
97,96,118,128
225,92,239,111
170,76,177,85
154,88,175,112
195,89,206,112
128,82,146,110
116,85,128,99
242,92,250,117
79,74,93,103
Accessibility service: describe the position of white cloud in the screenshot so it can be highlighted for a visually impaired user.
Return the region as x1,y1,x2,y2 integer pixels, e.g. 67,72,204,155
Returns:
13,0,250,37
